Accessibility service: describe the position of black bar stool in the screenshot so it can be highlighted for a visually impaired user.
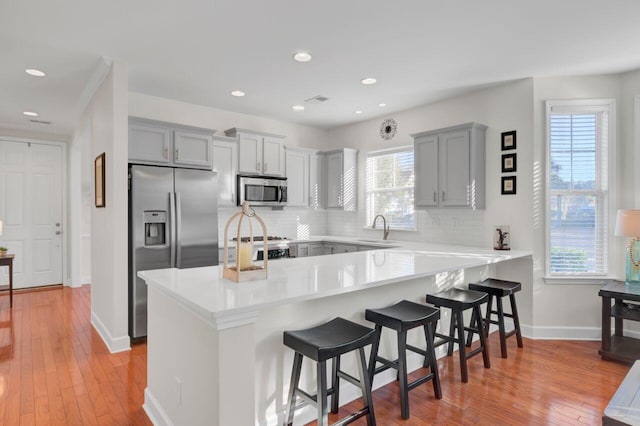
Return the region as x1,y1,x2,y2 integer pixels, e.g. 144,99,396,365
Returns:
365,300,442,419
426,288,490,383
283,317,376,426
465,278,524,358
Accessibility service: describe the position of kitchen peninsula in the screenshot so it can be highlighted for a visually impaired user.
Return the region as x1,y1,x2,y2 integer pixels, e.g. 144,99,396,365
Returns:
139,239,532,426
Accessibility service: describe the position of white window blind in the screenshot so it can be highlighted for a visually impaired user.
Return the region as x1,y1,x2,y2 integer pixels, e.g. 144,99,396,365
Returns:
546,101,612,276
366,147,415,230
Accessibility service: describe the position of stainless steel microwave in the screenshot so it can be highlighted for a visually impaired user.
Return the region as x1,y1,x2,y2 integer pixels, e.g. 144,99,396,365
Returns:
236,175,287,207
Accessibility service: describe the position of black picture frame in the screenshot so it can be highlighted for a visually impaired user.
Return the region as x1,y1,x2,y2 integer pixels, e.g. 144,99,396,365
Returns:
501,153,517,173
501,176,516,195
95,152,105,208
501,130,517,151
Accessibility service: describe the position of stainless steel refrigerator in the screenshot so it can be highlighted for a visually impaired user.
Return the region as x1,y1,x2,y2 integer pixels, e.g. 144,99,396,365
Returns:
128,165,219,339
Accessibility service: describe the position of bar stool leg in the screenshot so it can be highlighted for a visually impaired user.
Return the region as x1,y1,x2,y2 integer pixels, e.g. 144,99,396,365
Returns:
484,294,494,338
425,323,443,399
331,355,340,413
465,309,476,347
474,305,491,368
356,346,376,426
496,296,508,358
455,309,468,383
397,330,409,419
317,360,329,426
509,294,524,348
368,325,382,383
285,353,303,426
447,311,456,356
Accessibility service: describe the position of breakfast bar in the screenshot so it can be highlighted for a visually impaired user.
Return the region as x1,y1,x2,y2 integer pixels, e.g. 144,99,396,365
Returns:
139,241,532,426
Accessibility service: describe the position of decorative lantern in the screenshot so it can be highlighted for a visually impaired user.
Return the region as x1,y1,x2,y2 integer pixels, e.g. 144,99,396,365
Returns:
223,202,268,282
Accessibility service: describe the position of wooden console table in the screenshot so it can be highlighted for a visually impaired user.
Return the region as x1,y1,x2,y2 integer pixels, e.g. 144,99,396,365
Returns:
0,255,13,308
599,281,640,364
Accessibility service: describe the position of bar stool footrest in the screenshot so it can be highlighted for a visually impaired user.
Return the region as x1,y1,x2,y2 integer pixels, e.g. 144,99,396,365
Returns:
337,370,361,388
407,371,436,391
332,408,369,426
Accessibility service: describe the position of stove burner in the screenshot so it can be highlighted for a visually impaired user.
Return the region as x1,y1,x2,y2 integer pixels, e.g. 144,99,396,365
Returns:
232,236,287,242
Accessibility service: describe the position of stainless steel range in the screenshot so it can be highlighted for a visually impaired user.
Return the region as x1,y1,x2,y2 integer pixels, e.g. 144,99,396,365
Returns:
231,236,291,260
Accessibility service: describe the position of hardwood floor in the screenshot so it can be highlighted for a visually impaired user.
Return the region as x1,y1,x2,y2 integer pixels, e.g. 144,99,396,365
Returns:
0,285,150,425
0,285,630,425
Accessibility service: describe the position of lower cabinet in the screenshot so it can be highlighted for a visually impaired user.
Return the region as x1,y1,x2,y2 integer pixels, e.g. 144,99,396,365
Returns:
291,242,367,258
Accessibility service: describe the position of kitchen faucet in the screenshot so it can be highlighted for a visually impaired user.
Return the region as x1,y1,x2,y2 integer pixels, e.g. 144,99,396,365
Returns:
372,215,390,240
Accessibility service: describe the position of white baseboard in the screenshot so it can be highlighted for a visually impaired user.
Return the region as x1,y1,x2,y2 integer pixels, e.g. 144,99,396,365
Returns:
143,388,173,426
521,324,640,341
90,310,131,353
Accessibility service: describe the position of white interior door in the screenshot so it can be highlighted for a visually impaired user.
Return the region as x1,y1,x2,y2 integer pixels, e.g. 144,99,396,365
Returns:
0,140,63,288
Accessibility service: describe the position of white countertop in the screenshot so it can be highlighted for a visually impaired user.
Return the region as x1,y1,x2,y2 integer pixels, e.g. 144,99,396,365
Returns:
139,237,531,323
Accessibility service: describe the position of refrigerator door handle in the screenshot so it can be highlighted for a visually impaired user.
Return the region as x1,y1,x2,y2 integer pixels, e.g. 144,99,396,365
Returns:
169,192,176,267
176,192,182,268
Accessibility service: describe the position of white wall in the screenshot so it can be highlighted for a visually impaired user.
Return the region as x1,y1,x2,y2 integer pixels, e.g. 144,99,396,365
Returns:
325,79,535,251
129,93,329,149
80,62,130,353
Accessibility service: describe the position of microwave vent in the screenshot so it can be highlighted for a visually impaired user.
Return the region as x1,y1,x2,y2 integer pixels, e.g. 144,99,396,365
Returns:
304,95,330,104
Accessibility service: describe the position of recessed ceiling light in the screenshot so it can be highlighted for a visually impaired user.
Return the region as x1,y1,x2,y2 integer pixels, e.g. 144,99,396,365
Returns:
355,110,363,114
361,77,377,85
23,111,39,117
293,52,312,63
292,105,305,111
378,103,387,107
231,90,245,97
25,68,46,77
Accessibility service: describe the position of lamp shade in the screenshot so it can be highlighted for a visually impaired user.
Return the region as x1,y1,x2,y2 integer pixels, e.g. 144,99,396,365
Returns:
614,210,640,237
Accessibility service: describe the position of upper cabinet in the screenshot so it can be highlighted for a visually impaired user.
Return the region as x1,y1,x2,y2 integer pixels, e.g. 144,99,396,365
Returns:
212,135,238,207
285,148,310,207
309,152,324,209
325,148,358,211
225,128,285,177
412,122,486,210
128,117,214,170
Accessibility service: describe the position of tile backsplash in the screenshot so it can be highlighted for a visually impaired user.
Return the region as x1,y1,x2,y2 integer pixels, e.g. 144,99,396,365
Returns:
219,206,485,247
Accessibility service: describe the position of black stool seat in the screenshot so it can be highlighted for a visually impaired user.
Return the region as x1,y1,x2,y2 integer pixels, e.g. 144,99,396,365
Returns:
365,300,442,419
466,278,524,359
284,317,376,362
366,300,440,331
426,288,488,309
469,278,521,296
284,317,376,426
426,288,490,383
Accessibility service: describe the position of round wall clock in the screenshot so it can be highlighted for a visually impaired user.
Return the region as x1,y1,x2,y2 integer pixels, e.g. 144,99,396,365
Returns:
380,118,398,140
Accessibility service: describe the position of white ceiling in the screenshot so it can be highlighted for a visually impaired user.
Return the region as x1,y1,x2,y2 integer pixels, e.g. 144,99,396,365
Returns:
2,0,640,136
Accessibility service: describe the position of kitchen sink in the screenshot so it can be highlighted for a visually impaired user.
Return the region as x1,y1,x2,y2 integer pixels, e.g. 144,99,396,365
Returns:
357,239,394,244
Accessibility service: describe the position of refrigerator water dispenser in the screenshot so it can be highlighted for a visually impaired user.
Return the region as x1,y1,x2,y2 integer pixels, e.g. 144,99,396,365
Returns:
144,211,167,246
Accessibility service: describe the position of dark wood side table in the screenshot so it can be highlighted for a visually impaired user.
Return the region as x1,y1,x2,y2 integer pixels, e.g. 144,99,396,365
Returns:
599,281,640,364
0,254,14,308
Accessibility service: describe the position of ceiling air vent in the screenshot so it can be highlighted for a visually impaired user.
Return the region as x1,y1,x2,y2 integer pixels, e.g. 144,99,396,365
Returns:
29,119,52,125
304,95,330,104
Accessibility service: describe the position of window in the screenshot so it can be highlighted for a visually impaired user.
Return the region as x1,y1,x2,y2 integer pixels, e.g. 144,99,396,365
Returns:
545,100,615,278
366,147,415,230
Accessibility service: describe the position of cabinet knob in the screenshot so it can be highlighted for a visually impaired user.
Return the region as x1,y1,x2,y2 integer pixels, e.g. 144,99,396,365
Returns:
164,147,169,159
442,191,446,202
55,230,62,235
433,192,437,202
264,162,267,172
257,161,261,171
175,148,179,160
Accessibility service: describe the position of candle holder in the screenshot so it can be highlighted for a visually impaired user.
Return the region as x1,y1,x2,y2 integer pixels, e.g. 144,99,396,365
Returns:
223,202,268,282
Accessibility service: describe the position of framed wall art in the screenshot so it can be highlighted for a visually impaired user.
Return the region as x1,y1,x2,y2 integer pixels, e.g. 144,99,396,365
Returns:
95,152,105,208
501,130,517,150
501,176,516,195
501,153,517,173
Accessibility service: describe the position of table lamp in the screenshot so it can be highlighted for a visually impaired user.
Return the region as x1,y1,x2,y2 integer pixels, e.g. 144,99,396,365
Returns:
614,210,640,285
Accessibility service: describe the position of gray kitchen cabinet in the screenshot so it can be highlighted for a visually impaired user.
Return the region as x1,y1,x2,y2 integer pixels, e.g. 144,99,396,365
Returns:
285,148,309,207
309,152,324,209
212,135,238,207
128,117,214,170
412,122,486,209
325,243,358,254
325,148,358,211
225,128,285,176
308,244,326,257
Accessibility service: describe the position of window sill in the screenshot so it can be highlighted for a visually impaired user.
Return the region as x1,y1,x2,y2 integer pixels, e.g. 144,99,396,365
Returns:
543,276,620,285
